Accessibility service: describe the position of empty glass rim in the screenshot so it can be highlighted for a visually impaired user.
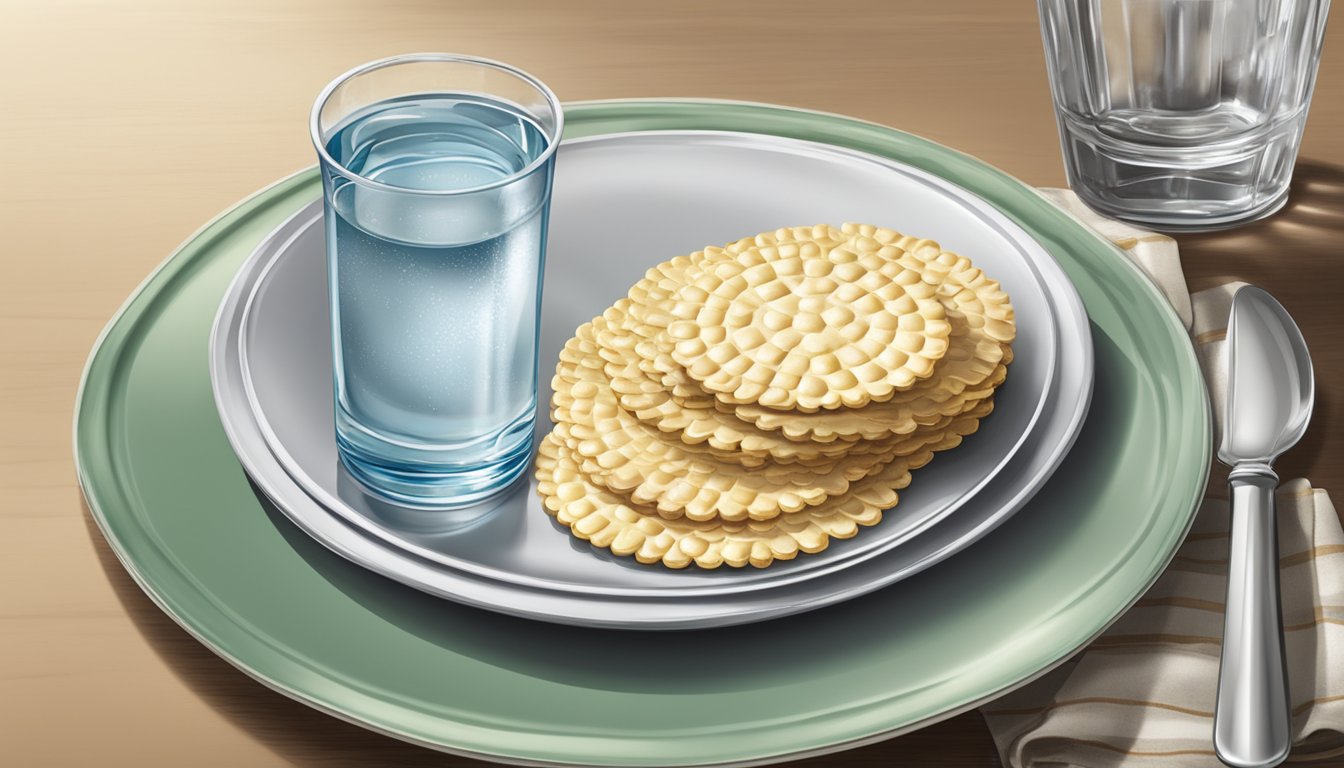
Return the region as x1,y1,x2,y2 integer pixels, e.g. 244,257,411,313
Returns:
309,52,564,196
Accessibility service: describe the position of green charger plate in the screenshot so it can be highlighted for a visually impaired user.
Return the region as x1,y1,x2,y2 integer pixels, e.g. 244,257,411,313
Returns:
74,100,1210,766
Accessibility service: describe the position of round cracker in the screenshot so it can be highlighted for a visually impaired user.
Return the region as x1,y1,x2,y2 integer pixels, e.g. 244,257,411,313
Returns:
617,225,1011,441
727,225,1014,439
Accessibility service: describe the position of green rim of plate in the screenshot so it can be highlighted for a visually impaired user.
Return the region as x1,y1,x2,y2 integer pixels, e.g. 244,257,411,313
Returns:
74,99,1210,767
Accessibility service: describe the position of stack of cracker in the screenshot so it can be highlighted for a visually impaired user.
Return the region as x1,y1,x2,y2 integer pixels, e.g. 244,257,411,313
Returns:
536,223,1015,569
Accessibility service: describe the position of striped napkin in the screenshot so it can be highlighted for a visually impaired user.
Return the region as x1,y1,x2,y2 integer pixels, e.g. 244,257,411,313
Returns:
978,190,1344,767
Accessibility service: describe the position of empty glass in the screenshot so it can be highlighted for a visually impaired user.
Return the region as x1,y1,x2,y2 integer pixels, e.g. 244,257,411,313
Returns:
1037,0,1331,230
311,55,562,508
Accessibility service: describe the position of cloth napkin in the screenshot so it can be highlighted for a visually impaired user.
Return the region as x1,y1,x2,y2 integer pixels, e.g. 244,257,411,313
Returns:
978,189,1344,767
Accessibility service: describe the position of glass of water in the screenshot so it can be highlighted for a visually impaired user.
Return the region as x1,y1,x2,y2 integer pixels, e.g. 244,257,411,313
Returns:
1037,0,1331,230
310,54,562,508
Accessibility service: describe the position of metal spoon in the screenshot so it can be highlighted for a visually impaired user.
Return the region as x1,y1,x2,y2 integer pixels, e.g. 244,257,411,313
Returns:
1214,286,1315,768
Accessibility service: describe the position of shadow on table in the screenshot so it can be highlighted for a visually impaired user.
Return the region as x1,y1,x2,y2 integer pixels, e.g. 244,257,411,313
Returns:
81,500,483,768
1176,159,1343,486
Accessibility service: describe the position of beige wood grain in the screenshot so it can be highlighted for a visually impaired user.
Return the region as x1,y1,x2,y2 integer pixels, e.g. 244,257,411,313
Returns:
2,1,1341,765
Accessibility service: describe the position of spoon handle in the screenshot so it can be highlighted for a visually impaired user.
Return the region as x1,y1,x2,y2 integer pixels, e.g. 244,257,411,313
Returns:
1214,464,1291,768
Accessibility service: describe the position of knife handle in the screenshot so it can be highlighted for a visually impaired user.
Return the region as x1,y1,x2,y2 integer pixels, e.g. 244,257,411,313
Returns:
1214,463,1291,768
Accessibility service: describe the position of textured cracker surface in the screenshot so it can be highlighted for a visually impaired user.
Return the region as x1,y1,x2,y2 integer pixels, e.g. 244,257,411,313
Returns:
535,434,908,569
666,242,953,410
553,321,951,522
536,224,1014,568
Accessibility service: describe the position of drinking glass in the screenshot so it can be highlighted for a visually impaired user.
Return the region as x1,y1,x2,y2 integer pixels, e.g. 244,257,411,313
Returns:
310,54,562,507
1037,0,1331,230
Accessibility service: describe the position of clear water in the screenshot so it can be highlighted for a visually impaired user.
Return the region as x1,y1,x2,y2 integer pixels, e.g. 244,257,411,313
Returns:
1038,0,1328,229
323,94,552,506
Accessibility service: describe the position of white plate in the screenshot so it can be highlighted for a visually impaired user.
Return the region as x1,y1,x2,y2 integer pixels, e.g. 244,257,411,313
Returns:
210,130,1092,629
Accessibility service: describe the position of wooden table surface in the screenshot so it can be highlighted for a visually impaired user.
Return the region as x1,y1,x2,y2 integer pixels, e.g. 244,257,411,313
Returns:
3,1,1341,765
